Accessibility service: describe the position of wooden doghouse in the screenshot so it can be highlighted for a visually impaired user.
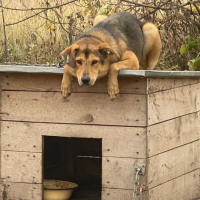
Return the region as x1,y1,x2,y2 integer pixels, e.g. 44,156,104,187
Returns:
0,65,200,200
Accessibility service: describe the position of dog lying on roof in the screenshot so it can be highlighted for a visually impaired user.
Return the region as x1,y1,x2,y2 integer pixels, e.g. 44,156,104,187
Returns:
61,11,162,100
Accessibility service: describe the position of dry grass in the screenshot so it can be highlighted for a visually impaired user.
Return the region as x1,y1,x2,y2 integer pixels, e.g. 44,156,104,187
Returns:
0,0,88,64
0,0,200,70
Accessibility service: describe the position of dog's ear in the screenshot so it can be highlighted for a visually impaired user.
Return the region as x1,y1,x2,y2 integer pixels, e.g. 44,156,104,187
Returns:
99,43,120,60
61,44,79,67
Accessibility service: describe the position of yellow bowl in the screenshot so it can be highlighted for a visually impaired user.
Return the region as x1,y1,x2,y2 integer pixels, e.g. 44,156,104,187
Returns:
43,179,78,200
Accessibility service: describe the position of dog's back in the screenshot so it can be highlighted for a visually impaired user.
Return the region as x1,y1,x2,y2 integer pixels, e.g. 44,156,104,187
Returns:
61,12,161,100
80,12,145,62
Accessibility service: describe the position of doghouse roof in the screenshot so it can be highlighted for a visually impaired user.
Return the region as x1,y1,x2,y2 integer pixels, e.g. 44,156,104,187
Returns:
1,65,200,77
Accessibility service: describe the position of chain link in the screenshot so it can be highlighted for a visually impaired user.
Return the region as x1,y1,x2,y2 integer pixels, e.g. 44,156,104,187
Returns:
133,167,146,200
133,167,141,200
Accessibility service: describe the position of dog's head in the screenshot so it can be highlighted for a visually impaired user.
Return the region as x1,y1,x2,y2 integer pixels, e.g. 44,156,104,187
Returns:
61,41,119,86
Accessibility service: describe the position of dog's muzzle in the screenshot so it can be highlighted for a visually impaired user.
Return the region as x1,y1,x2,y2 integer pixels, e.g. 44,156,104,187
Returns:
81,76,91,85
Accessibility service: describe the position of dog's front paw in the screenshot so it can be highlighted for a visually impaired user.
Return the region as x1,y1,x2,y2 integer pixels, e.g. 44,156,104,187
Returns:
107,85,119,100
61,82,72,98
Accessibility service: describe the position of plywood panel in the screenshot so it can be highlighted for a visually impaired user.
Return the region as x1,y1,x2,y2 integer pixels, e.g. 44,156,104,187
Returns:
102,188,133,200
148,170,200,200
1,73,147,94
148,141,199,188
102,157,146,189
148,83,200,125
1,91,147,126
1,121,146,158
1,122,42,153
0,182,42,200
148,112,200,157
102,188,147,200
1,151,42,183
148,78,200,93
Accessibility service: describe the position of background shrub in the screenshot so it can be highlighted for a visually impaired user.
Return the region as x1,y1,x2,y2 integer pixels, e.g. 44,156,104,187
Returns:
0,0,200,70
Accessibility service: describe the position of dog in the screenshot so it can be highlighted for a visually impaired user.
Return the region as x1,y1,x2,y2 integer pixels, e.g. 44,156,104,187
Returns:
61,11,162,100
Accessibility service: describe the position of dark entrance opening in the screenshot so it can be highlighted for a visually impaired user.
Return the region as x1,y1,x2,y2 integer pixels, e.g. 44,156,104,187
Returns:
43,136,102,200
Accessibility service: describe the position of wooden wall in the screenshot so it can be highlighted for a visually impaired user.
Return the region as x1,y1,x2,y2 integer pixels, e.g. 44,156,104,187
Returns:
0,73,147,200
0,72,200,200
147,78,200,200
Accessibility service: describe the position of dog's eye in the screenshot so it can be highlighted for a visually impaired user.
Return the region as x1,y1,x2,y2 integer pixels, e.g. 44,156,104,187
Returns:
76,60,82,65
92,60,98,65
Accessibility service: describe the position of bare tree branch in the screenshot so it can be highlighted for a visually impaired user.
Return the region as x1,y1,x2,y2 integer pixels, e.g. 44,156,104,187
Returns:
2,0,78,11
5,0,77,26
122,0,169,10
1,0,200,69
193,3,200,15
122,0,200,10
53,8,75,36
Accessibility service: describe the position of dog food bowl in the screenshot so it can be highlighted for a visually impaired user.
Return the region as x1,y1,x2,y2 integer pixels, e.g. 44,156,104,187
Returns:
43,179,78,200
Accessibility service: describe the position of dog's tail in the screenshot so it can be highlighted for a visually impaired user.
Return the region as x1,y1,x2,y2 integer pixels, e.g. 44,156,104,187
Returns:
93,15,108,26
141,23,162,70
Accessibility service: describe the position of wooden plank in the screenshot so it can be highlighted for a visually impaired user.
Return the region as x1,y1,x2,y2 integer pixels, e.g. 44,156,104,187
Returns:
1,91,147,126
148,78,200,93
0,182,42,200
1,121,146,158
0,154,146,195
102,188,147,200
1,122,42,153
148,83,200,125
147,112,200,157
102,157,146,189
148,169,200,200
1,73,147,94
0,99,1,180
0,185,146,200
148,141,199,189
1,151,42,183
102,188,133,200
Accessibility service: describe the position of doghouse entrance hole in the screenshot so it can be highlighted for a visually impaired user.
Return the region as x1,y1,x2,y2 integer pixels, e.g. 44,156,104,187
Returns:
43,136,102,200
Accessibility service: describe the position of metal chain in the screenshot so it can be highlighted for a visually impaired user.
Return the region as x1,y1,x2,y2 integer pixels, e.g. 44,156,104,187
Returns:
133,167,141,200
139,184,146,200
133,166,146,200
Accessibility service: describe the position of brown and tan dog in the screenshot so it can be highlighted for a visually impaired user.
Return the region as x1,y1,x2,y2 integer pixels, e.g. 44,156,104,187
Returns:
61,11,162,100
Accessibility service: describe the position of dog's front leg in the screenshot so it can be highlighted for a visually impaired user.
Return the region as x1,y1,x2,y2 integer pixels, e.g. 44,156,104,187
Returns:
61,64,75,98
107,68,119,100
107,51,140,100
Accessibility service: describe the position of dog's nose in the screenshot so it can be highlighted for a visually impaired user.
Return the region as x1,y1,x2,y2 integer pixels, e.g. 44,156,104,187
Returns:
81,77,90,85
